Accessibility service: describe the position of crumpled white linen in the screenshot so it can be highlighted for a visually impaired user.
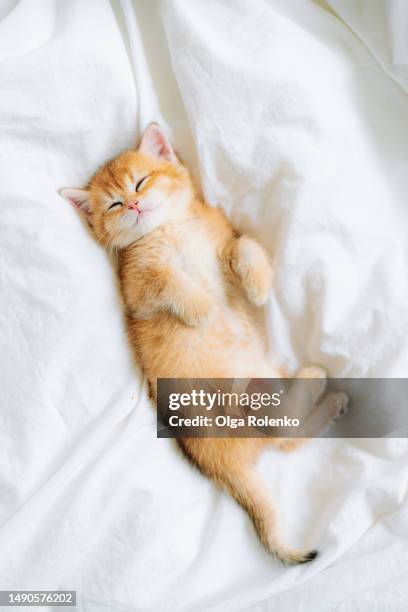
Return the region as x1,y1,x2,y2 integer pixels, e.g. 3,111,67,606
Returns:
0,0,408,610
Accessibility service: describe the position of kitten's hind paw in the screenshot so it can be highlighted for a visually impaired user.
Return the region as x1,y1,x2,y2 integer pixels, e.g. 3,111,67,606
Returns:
297,365,328,404
297,365,328,379
328,391,350,421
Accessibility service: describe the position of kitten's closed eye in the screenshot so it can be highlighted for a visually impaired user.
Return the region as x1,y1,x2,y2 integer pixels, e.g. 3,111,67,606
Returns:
108,201,123,211
136,175,150,192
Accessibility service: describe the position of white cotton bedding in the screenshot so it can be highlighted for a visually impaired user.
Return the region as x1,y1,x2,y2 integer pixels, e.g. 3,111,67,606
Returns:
1,0,408,610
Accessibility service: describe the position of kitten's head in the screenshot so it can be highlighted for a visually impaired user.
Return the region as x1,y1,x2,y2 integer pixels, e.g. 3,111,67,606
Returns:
60,124,194,248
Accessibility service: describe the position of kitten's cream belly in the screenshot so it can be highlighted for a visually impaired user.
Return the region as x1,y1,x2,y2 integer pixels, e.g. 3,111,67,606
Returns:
128,302,277,382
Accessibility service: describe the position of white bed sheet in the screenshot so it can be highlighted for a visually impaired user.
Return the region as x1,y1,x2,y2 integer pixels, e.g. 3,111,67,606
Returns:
1,0,408,610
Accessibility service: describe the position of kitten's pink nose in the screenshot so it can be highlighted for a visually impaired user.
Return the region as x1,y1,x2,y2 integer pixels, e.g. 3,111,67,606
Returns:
128,200,140,211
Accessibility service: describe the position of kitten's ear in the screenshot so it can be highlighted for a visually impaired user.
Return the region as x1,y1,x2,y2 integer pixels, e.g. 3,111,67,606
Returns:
138,123,178,163
59,188,93,224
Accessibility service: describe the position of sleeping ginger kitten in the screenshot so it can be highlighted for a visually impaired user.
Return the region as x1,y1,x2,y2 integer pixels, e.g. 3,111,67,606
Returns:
60,124,348,565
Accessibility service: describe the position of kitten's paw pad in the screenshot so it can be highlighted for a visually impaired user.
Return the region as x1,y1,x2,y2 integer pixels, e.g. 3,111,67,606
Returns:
328,391,350,420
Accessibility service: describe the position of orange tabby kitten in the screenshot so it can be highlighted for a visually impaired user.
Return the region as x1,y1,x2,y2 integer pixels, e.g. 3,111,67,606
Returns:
60,124,348,565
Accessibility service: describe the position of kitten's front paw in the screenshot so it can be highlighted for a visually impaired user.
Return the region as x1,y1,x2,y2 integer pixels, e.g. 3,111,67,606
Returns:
234,237,273,307
244,266,273,307
182,294,215,327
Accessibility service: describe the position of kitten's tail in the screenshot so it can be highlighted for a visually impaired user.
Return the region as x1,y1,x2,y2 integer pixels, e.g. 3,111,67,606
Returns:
178,439,318,565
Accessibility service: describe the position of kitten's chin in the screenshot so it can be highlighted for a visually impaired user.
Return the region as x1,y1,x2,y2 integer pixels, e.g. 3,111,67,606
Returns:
112,232,141,249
